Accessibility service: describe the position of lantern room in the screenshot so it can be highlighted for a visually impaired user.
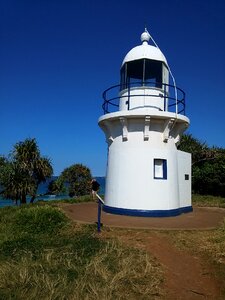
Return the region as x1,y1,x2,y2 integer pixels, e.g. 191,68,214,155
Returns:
119,30,169,111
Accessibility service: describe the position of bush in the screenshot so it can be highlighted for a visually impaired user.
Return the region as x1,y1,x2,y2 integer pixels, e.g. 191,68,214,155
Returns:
14,206,68,235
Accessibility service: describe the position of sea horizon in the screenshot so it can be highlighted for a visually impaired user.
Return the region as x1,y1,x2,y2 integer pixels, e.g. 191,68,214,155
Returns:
0,176,105,208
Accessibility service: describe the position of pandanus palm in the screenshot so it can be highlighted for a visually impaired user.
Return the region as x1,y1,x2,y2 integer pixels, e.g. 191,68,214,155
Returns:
30,157,53,203
13,138,40,170
0,138,53,204
2,162,35,204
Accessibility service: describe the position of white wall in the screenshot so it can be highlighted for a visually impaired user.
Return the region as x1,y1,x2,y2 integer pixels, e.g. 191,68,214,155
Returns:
100,110,192,213
177,150,192,208
104,118,181,211
119,88,165,111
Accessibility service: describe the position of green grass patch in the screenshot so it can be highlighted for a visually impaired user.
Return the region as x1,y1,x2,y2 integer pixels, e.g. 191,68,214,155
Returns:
192,194,225,208
0,204,163,299
36,194,105,206
14,205,68,234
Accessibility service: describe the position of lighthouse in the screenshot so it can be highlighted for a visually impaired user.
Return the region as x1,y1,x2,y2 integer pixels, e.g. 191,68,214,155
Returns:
99,29,192,217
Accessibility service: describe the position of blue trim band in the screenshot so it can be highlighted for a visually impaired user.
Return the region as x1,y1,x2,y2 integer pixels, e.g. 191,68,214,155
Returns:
103,205,193,217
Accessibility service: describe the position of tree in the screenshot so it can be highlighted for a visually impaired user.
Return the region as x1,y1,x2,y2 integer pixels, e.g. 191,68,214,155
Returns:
178,133,220,166
0,160,35,204
30,157,53,203
178,133,225,196
58,164,92,197
0,138,53,204
47,177,66,195
0,156,6,167
0,156,7,194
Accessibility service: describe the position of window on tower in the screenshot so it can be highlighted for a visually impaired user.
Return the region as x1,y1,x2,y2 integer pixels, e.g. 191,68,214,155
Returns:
154,159,167,179
145,60,162,87
120,59,164,90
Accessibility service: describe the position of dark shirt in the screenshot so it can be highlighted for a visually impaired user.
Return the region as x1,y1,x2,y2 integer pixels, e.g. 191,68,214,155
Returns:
92,181,100,191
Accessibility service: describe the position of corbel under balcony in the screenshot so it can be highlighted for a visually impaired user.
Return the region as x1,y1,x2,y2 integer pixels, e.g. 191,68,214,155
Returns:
104,121,114,143
163,119,174,142
174,122,189,144
144,116,151,141
120,117,128,141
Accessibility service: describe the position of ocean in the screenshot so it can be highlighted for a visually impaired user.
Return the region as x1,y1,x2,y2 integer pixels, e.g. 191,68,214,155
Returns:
0,176,105,208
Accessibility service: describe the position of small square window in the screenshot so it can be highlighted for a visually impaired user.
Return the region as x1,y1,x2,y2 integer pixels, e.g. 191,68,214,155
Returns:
154,159,167,179
185,174,189,180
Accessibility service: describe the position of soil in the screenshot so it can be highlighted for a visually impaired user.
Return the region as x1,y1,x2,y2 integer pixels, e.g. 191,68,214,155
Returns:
104,230,223,300
61,202,225,299
61,202,225,230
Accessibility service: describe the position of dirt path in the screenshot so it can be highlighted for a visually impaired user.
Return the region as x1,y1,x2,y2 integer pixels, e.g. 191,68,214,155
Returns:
61,202,225,230
104,230,223,300
61,203,225,299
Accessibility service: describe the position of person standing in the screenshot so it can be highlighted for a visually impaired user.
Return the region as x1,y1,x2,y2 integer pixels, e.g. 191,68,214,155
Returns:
91,179,100,200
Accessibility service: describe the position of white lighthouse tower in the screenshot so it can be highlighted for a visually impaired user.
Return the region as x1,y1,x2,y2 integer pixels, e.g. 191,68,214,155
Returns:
99,29,192,217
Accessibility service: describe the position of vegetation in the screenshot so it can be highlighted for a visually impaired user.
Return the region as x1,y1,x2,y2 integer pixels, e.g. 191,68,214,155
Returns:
47,176,66,195
165,219,225,291
0,138,53,204
168,224,225,265
192,194,225,208
0,139,94,206
178,133,225,197
37,194,94,205
0,204,163,299
30,194,225,208
53,163,92,197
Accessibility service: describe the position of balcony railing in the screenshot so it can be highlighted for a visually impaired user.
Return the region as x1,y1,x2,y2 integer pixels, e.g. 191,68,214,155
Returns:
102,81,186,115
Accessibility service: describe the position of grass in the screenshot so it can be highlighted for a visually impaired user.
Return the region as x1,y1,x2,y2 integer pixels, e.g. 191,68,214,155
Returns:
192,194,225,208
0,204,163,299
162,217,225,296
1,194,224,298
35,194,105,207
164,194,225,291
166,221,225,265
35,194,94,205
36,193,225,208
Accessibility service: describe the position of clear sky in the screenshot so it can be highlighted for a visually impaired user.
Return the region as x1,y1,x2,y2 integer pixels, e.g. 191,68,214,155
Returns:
1,0,225,176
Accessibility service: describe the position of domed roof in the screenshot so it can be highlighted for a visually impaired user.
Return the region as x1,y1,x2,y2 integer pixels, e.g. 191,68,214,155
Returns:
121,30,168,67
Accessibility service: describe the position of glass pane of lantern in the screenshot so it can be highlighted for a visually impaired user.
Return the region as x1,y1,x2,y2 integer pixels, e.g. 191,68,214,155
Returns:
145,60,162,88
126,59,144,87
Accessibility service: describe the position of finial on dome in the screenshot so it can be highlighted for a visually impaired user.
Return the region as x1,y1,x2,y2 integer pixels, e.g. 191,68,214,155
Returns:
141,28,151,44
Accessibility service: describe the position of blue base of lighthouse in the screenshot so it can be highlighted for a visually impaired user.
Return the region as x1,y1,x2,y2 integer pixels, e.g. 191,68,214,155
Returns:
103,205,193,217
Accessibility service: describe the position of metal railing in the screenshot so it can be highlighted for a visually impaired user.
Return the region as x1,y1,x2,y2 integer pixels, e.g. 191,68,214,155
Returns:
102,81,186,115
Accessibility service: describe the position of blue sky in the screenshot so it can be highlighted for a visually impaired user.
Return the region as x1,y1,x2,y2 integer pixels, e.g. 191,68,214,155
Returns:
0,0,225,176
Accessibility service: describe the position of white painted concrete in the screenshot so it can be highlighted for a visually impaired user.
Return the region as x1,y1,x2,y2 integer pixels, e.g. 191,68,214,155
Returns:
99,30,192,215
122,43,167,66
119,87,166,111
